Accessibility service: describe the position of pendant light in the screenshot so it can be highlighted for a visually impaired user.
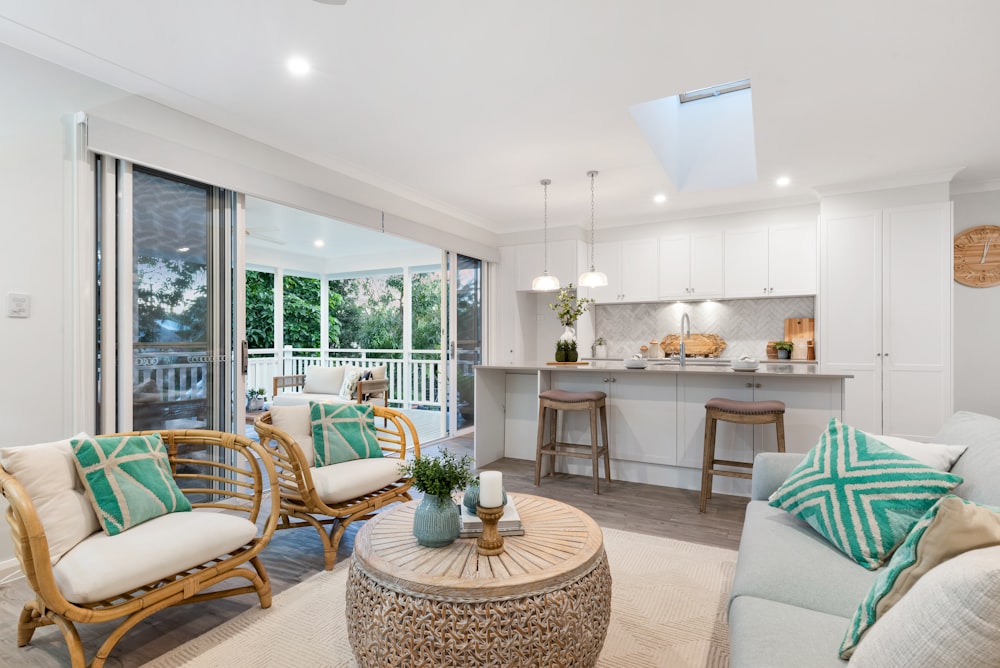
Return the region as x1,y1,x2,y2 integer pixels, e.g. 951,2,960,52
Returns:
531,179,561,291
578,170,608,288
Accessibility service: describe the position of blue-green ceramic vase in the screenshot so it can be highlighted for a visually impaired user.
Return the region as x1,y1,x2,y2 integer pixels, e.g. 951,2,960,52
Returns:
412,494,460,547
462,482,508,515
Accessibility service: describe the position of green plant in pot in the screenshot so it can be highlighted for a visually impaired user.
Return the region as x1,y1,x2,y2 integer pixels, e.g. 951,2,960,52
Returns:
774,341,794,359
246,387,266,411
549,284,593,361
400,450,474,547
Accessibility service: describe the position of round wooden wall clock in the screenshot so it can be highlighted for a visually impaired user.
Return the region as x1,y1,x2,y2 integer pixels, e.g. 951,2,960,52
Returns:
954,224,1000,287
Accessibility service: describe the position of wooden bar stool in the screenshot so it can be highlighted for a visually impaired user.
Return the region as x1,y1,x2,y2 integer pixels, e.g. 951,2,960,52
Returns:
535,389,611,494
700,397,785,512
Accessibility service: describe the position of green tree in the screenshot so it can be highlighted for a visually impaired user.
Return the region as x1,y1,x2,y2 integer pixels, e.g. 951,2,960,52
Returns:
412,271,442,350
283,275,321,349
245,270,274,349
135,256,206,343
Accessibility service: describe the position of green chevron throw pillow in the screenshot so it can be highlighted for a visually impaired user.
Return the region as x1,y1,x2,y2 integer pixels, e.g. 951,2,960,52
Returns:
71,433,192,536
840,495,1000,659
310,402,383,466
768,418,963,569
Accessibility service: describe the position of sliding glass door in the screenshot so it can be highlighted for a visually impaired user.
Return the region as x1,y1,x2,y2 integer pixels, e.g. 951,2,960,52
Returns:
448,253,483,434
98,161,243,433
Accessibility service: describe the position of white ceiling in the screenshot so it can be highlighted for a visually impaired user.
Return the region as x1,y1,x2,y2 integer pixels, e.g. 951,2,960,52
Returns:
4,1,1000,237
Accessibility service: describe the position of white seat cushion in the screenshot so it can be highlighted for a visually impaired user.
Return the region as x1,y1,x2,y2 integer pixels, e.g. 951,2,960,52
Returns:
270,392,349,408
53,510,257,604
311,457,406,505
0,434,100,563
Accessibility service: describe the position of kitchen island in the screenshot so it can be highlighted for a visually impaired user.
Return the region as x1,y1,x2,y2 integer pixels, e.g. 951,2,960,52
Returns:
474,361,853,496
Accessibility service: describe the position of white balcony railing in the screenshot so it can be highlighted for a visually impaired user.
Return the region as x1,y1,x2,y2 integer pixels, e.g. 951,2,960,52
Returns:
247,347,445,411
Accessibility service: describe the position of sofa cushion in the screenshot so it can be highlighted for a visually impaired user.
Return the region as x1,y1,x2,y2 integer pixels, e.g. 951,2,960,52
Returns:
338,365,363,400
310,402,383,466
936,411,1000,507
848,545,1000,668
311,457,405,505
731,501,879,617
53,510,257,604
840,495,1000,658
268,404,316,464
768,418,963,569
71,433,192,536
865,433,967,471
0,434,100,564
728,596,848,668
302,365,345,394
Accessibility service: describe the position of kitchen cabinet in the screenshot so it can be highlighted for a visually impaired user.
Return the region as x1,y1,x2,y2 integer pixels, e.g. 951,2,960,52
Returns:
676,373,840,469
819,202,952,438
513,240,579,292
588,239,658,303
724,222,817,298
552,370,677,467
657,231,723,300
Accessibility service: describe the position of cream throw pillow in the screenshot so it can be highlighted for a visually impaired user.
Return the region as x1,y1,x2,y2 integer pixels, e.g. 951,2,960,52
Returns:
302,365,345,395
268,404,316,464
0,433,100,563
865,433,967,471
848,545,1000,667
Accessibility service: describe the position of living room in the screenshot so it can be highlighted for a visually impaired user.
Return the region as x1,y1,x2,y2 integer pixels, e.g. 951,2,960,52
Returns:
1,3,1000,666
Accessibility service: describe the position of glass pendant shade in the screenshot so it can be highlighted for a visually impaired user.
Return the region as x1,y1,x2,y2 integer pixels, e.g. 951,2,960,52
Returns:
578,170,607,287
577,270,608,288
532,178,560,291
531,272,560,291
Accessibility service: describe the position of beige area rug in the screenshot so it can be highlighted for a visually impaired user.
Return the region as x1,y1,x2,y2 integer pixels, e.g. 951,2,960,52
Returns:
142,528,736,668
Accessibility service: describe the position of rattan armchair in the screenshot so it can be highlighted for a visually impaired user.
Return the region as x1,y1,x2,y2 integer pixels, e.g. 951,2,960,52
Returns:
0,429,279,668
254,405,420,570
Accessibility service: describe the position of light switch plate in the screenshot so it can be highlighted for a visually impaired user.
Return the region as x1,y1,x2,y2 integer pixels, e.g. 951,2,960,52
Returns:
7,293,30,318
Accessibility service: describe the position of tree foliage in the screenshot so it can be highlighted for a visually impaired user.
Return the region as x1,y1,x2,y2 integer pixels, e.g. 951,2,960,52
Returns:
135,256,206,343
245,270,274,349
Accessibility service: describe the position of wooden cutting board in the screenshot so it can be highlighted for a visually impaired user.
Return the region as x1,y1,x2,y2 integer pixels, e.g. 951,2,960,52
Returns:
659,333,727,357
783,317,815,360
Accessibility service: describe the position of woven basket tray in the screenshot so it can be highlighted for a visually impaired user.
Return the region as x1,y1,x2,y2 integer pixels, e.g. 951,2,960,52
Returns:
659,334,727,357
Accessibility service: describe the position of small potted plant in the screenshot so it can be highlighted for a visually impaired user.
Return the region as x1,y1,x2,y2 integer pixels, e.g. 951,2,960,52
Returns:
246,387,266,411
773,341,794,360
594,337,608,358
400,450,474,547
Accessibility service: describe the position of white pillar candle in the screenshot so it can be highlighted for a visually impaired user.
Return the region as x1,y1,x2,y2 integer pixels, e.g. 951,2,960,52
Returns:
478,471,504,508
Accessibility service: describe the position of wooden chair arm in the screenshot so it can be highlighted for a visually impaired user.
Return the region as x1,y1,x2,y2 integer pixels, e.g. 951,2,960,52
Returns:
356,377,390,403
273,374,306,396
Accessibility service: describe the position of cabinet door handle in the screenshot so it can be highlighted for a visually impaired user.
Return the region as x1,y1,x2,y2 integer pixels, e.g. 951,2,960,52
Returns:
603,377,609,383
763,287,768,293
746,382,753,388
756,383,762,388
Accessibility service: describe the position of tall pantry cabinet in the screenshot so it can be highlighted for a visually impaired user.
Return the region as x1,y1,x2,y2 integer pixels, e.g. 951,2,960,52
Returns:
819,200,952,439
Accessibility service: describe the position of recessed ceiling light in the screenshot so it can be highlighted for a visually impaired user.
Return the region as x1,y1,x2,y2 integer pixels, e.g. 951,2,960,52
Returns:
653,194,667,204
775,175,791,187
314,239,325,248
177,247,190,253
287,57,311,76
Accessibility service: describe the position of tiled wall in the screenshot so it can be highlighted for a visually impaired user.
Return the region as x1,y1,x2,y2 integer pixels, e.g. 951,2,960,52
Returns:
594,296,815,360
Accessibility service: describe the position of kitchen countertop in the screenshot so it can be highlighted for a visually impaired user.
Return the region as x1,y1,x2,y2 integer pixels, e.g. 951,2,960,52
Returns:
476,361,852,379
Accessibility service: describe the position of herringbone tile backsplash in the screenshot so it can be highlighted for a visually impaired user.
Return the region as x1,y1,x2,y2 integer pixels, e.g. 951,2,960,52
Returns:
595,297,815,360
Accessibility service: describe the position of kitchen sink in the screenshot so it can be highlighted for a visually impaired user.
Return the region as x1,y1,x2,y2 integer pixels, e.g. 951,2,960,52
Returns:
651,358,731,367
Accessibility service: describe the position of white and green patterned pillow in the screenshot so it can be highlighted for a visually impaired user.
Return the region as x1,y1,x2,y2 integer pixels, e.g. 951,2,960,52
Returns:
310,402,383,466
840,495,1000,658
71,433,192,536
338,366,363,400
768,418,963,569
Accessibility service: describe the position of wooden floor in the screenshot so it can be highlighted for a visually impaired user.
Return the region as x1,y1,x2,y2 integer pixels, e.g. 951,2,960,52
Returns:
0,434,747,667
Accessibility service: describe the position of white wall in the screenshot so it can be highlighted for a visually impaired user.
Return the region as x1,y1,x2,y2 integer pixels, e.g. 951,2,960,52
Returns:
952,190,1000,418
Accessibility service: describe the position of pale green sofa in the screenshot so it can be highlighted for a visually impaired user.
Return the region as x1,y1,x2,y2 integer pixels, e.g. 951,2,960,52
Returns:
728,411,1000,667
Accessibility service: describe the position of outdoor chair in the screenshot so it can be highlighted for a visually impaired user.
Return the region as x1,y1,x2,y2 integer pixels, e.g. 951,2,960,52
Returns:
0,429,279,668
254,404,420,570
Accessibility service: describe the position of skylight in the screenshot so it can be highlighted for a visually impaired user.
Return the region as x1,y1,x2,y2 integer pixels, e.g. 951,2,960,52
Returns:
679,79,751,104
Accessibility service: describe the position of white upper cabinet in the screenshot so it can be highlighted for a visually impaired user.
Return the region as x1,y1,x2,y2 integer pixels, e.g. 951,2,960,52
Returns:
724,221,817,298
658,231,723,300
588,239,657,303
513,240,578,292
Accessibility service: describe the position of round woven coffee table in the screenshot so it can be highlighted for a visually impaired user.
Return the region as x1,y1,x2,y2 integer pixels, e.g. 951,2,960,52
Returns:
347,493,611,667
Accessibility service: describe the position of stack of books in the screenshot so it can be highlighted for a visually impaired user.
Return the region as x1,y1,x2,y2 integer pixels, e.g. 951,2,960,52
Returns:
459,496,524,538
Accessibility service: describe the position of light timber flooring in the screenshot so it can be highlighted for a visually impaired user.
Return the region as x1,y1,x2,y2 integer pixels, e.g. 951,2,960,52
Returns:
0,434,747,667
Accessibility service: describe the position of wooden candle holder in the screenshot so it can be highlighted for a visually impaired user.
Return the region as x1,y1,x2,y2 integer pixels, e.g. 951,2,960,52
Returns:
476,504,505,556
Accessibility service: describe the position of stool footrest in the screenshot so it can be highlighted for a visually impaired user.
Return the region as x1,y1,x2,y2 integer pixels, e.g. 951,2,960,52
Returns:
708,468,753,480
711,458,753,469
539,442,609,459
